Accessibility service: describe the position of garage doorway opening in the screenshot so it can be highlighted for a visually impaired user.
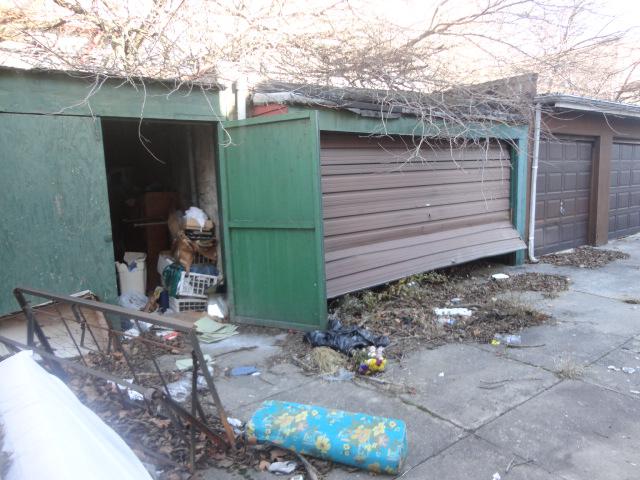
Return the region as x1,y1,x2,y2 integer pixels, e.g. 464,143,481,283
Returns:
101,118,221,300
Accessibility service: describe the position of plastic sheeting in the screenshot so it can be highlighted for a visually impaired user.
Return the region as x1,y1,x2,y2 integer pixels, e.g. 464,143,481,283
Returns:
304,317,390,356
0,351,152,480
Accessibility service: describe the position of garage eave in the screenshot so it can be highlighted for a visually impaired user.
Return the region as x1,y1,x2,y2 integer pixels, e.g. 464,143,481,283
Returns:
536,94,640,120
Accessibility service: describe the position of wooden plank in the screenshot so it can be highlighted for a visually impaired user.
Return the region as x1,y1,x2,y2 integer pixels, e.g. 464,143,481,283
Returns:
323,180,509,207
321,148,509,165
322,168,510,193
320,131,507,150
326,224,520,279
324,198,510,236
326,237,525,297
324,212,509,252
323,181,510,219
325,220,516,261
321,159,510,175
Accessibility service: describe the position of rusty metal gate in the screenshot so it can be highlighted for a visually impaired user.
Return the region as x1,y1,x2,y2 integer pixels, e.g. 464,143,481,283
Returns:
0,287,235,470
535,137,593,255
609,142,640,239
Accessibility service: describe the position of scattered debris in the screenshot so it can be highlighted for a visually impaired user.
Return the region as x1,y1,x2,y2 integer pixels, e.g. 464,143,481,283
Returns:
268,461,297,474
322,368,355,382
630,390,640,395
622,367,636,374
492,273,510,280
438,372,445,377
195,317,238,343
227,365,259,376
227,417,243,434
304,317,390,356
433,307,473,317
310,347,347,375
354,346,387,375
175,354,212,371
623,298,640,305
492,334,522,346
540,246,629,268
319,266,566,359
608,365,621,372
492,472,502,480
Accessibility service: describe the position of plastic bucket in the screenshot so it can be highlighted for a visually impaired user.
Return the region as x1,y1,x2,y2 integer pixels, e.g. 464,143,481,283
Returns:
116,252,147,295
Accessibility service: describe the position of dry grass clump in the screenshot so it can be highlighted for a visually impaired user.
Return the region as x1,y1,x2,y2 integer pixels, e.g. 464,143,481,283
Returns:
554,357,585,379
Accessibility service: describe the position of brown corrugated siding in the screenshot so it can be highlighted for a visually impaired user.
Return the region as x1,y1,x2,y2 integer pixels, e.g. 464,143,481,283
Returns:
321,132,525,297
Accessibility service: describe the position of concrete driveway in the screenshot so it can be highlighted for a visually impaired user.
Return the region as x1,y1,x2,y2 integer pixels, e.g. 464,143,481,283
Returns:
202,234,640,480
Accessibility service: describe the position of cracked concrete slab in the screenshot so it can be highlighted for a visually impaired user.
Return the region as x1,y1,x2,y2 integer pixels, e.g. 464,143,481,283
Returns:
401,435,563,480
385,344,558,430
531,290,640,337
478,323,628,372
581,336,640,398
476,380,640,480
216,362,315,415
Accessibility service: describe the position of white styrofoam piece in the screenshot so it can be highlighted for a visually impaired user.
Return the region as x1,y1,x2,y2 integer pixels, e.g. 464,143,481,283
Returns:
0,351,152,480
433,307,473,317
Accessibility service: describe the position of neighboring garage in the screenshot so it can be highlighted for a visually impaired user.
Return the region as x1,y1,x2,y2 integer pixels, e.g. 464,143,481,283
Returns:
609,141,640,239
532,95,640,255
534,137,593,254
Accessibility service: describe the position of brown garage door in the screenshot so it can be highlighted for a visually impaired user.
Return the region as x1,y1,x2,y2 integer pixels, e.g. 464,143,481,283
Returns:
609,142,640,239
321,133,525,298
534,138,593,255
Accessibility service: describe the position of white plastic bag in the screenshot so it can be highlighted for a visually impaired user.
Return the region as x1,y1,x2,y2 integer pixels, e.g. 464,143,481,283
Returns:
0,351,152,480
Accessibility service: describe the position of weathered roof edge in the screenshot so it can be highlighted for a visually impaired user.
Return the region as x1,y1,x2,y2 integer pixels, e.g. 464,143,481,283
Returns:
0,65,222,90
536,94,640,119
253,74,538,124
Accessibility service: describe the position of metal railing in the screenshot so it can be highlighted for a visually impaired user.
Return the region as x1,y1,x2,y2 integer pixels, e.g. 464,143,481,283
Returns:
0,286,236,469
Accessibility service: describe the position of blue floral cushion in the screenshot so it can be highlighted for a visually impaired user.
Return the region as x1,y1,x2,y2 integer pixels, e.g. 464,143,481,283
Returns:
247,400,407,474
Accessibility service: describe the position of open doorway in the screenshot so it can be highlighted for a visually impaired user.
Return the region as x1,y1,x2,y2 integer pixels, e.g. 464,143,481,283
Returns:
101,118,221,310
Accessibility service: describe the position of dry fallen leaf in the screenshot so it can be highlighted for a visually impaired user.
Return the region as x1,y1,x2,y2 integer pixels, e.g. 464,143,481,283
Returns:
258,460,271,471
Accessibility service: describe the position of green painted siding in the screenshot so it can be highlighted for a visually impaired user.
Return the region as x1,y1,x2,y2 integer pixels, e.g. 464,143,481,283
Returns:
0,114,117,314
218,113,327,330
510,134,529,265
0,68,222,120
288,106,527,140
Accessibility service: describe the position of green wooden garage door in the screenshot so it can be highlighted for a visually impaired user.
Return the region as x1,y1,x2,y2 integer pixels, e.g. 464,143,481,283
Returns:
0,114,117,315
217,113,327,330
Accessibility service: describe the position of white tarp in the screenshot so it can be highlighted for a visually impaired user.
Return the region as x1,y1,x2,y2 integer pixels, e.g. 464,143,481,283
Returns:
0,351,152,480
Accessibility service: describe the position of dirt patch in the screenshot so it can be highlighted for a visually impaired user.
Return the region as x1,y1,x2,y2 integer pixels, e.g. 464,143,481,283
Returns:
540,246,629,268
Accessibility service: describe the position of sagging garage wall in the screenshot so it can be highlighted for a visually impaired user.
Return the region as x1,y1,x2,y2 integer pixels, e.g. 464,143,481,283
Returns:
541,111,640,245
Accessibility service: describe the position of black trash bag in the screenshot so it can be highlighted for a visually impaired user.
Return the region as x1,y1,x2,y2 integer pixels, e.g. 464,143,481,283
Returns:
304,317,390,356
